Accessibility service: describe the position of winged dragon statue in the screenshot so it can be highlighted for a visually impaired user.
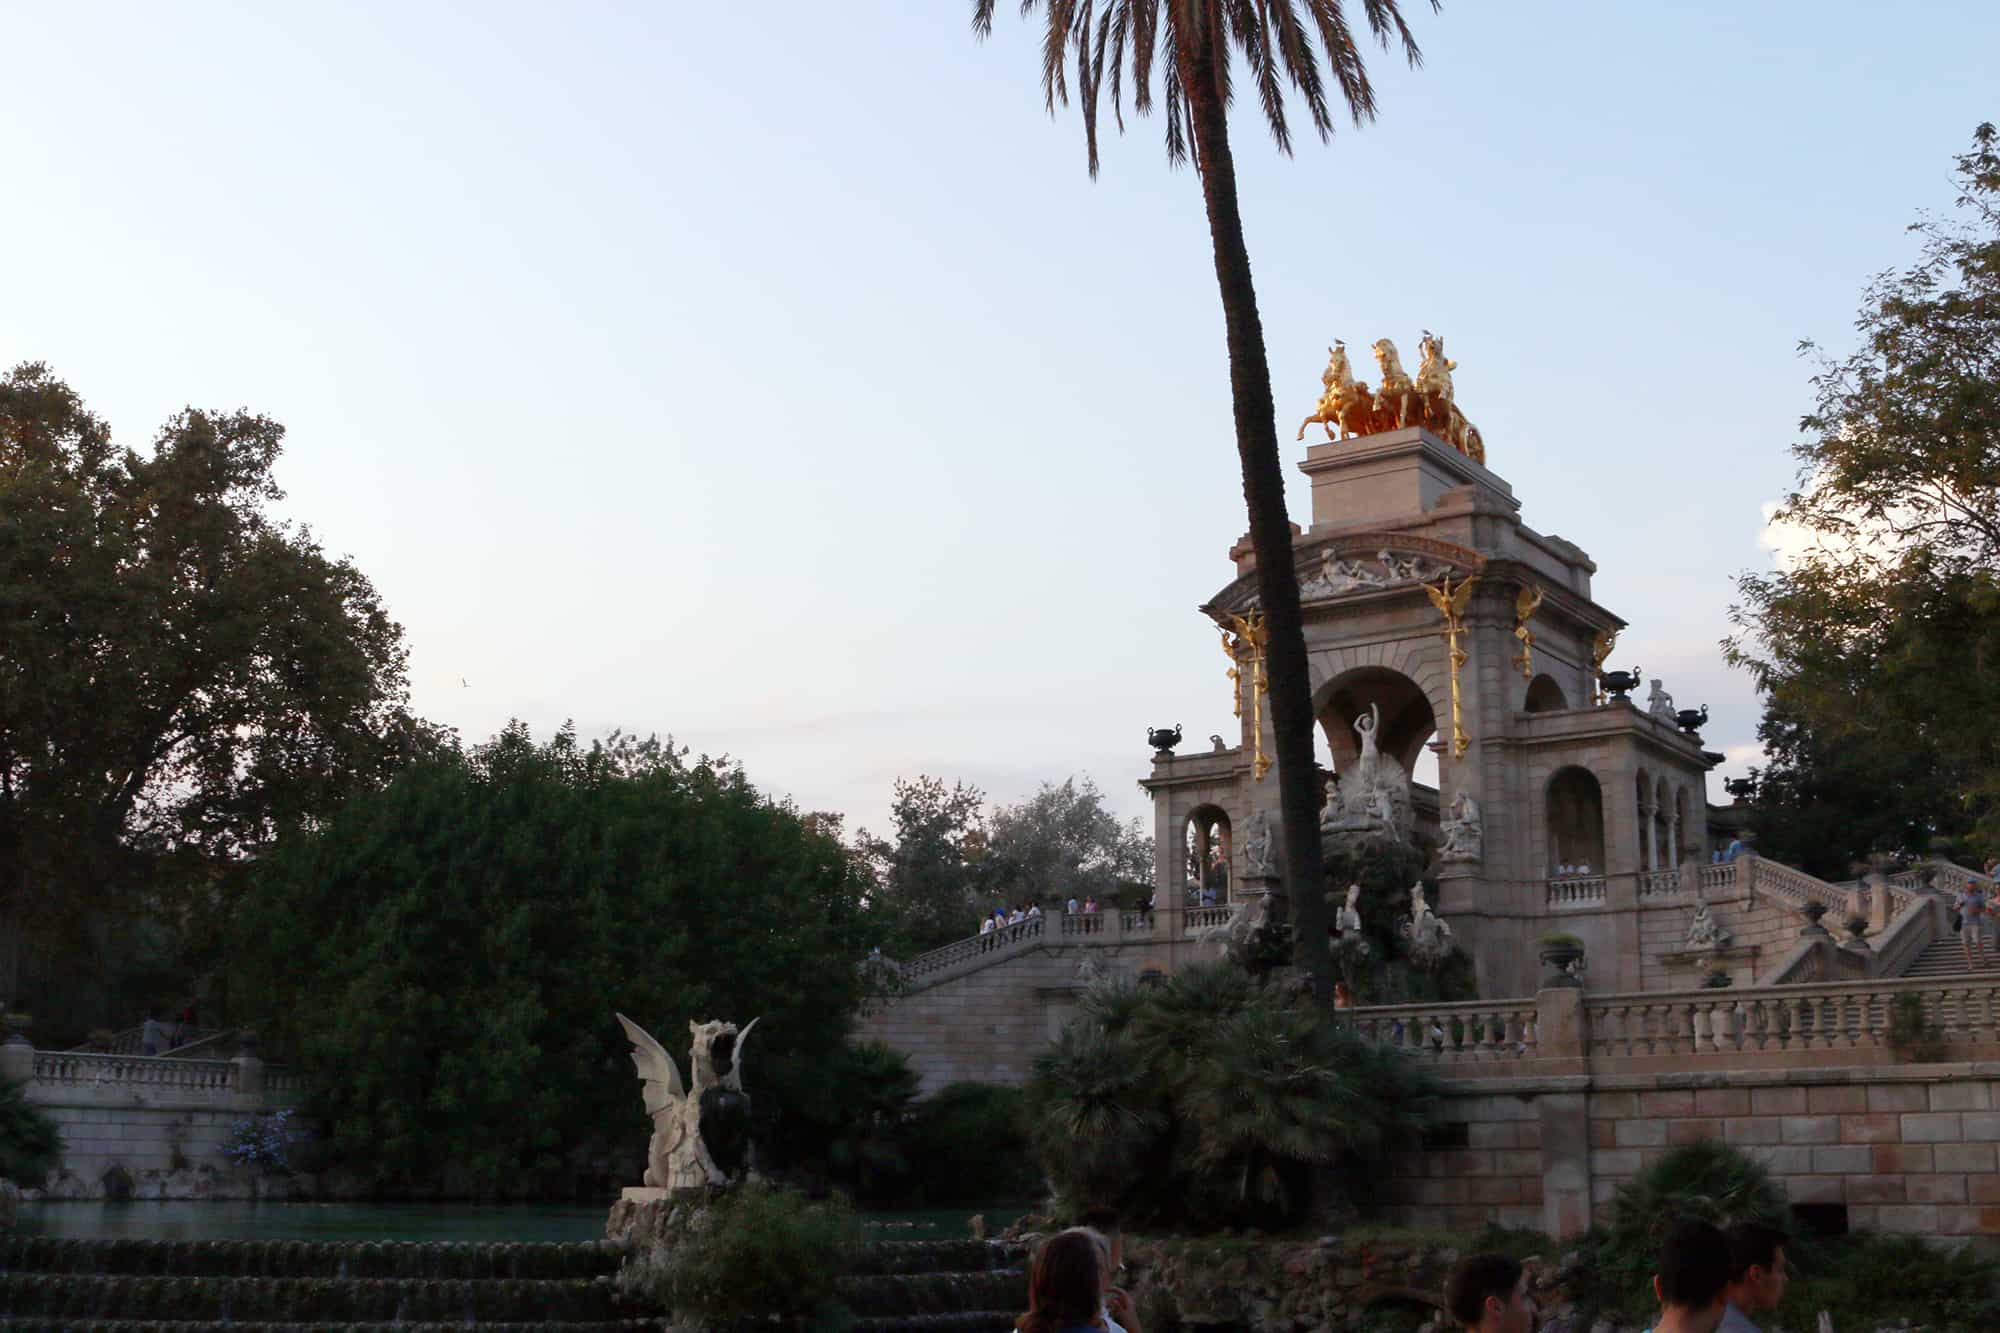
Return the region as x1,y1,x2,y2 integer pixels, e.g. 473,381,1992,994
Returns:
615,1012,760,1192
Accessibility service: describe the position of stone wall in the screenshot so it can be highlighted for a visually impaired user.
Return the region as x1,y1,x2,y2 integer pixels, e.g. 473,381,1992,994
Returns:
858,931,1158,1095
7,1037,304,1200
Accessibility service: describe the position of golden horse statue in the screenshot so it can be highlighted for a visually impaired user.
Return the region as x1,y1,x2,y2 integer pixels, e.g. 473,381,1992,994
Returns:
1414,332,1485,465
1371,339,1421,431
1296,342,1379,441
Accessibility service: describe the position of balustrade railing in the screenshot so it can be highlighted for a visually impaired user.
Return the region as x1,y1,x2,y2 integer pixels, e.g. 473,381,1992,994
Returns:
1119,911,1155,935
1546,877,1606,909
1060,913,1105,938
1584,975,2000,1060
1750,857,1849,914
32,1051,237,1093
1345,999,1540,1066
1182,905,1234,933
901,917,1046,980
1638,869,1685,900
1696,862,1740,895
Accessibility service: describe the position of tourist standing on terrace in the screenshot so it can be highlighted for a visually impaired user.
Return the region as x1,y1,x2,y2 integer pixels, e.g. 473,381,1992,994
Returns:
1444,1252,1535,1333
1642,1219,1731,1333
1015,1230,1106,1333
1717,1223,1790,1333
141,1008,167,1056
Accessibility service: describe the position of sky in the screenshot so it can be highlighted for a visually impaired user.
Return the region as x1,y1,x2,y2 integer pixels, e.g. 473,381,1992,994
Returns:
4,2,1995,839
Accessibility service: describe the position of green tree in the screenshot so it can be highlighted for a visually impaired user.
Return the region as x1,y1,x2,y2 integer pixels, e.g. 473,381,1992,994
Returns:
974,0,1438,1003
0,363,436,1023
1728,125,2000,861
860,775,988,955
230,724,874,1196
984,776,1150,909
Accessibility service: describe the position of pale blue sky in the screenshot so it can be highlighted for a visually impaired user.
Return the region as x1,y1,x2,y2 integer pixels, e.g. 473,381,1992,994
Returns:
5,3,1995,837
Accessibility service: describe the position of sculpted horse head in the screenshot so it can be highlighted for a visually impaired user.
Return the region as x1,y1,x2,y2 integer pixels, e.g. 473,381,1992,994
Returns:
1372,338,1411,386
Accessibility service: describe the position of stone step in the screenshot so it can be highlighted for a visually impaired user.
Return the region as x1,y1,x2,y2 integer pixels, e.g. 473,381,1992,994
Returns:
0,1273,629,1323
0,1238,623,1281
839,1270,1023,1318
851,1240,1026,1275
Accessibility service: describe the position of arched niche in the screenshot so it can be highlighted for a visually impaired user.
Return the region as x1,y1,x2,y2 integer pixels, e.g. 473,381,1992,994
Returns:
1525,673,1568,713
1316,666,1439,778
1547,766,1606,874
1183,805,1231,907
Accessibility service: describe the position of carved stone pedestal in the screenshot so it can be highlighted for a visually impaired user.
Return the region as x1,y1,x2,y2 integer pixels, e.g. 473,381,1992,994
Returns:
605,1186,712,1247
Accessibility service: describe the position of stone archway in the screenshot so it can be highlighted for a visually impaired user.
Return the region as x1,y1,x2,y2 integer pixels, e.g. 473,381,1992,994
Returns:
1525,672,1567,713
1316,666,1440,776
1547,766,1605,873
1183,806,1231,907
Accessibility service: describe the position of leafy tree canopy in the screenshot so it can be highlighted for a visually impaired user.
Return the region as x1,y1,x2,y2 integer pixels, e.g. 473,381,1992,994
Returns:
1728,125,2000,863
0,363,436,1020
229,724,875,1196
982,776,1150,909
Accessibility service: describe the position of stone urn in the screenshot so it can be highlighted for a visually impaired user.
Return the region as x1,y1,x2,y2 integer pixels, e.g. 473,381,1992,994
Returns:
1675,705,1709,735
1539,935,1585,988
1799,900,1832,938
1597,667,1642,702
1147,724,1183,756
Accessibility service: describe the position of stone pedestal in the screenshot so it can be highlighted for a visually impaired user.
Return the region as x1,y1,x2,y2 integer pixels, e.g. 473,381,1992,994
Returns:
606,1186,709,1247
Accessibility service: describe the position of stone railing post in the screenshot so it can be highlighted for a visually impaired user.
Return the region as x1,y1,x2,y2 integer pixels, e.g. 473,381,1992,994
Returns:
0,1019,33,1085
232,1032,265,1102
1866,872,1893,933
1535,985,1587,1062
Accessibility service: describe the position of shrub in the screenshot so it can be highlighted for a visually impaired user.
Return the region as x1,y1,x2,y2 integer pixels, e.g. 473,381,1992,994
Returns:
0,1079,60,1187
901,1081,1039,1206
225,1108,308,1173
1887,992,1948,1062
1024,962,1435,1230
629,1180,863,1329
1571,1140,1790,1324
1791,1233,2000,1330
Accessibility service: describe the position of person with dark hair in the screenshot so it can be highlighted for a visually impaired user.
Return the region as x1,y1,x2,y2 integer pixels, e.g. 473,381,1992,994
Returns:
1444,1252,1533,1331
1077,1207,1134,1333
1647,1218,1732,1333
1718,1223,1791,1333
1016,1230,1103,1333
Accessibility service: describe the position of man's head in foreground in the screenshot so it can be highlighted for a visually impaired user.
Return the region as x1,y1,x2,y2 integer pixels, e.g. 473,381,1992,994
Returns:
1445,1252,1533,1333
1724,1221,1790,1315
1654,1218,1732,1332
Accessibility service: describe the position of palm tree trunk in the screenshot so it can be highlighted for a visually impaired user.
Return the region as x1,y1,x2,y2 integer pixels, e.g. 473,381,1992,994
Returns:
1178,28,1332,1006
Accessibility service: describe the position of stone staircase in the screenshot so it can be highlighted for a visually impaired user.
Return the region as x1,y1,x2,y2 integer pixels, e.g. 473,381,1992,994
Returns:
1900,933,2000,978
0,1234,1024,1331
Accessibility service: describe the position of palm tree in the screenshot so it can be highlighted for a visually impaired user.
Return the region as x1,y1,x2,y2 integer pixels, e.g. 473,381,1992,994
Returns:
972,0,1435,1003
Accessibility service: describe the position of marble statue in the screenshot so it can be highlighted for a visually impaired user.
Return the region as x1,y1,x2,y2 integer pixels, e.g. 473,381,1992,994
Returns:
1379,550,1441,584
1243,810,1279,877
1335,883,1363,936
1440,788,1484,863
1320,549,1386,592
1201,893,1271,962
616,1013,760,1192
1687,899,1733,950
1646,679,1675,720
1322,703,1414,840
1401,881,1456,970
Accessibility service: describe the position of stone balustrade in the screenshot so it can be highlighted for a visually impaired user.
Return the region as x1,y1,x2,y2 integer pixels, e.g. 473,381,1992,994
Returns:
1637,868,1685,900
1345,974,2000,1079
32,1051,239,1094
1545,876,1606,909
1182,905,1234,933
1344,997,1541,1067
1696,861,1740,895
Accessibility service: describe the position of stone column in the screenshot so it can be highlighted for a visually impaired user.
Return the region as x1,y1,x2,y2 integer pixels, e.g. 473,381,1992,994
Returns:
1640,797,1657,871
1532,986,1592,1238
233,1033,265,1103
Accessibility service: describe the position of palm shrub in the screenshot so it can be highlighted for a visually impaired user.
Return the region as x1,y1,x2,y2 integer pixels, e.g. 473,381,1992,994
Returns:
1571,1140,1789,1324
900,1082,1039,1206
0,1078,59,1187
1024,962,1434,1229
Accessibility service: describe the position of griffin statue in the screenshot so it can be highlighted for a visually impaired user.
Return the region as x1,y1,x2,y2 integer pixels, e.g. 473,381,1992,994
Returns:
615,1012,760,1192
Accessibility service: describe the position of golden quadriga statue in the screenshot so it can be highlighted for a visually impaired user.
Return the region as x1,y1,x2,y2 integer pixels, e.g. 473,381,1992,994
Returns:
1297,333,1485,465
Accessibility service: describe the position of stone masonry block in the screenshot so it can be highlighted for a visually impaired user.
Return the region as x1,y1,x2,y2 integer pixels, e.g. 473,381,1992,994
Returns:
1845,1175,1906,1204
1750,1088,1808,1116
1808,1080,1864,1112
1639,1090,1697,1117
1901,1112,1964,1143
1874,1145,1935,1173
1591,1149,1642,1176
1695,1089,1751,1117
1750,1145,1814,1175
1468,1122,1518,1149
1593,1092,1639,1118
1668,1120,1720,1146
1868,1085,1930,1113
1936,1206,2000,1236
1968,1175,2000,1204
1928,1082,1993,1112
1492,1150,1541,1177
1811,1146,1872,1174
1961,1111,2000,1140
1589,1121,1616,1149
1874,1205,1941,1234
1934,1143,1998,1173
1782,1116,1841,1144
1722,1118,1783,1146
1784,1176,1845,1204
1908,1174,1968,1204
1614,1119,1668,1148
1840,1114,1901,1144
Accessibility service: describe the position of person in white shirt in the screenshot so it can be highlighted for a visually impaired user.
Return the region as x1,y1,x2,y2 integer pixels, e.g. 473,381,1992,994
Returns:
1066,896,1079,915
